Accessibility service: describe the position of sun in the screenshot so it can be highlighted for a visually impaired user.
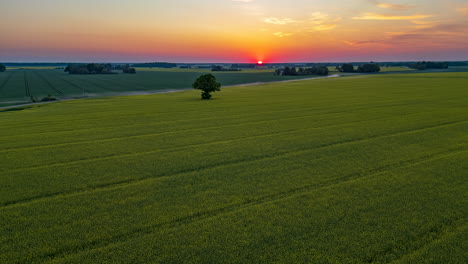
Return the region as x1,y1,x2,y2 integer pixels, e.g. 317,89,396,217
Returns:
257,60,263,65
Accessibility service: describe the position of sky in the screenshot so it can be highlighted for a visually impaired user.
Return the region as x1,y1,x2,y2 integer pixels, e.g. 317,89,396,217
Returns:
1,0,468,63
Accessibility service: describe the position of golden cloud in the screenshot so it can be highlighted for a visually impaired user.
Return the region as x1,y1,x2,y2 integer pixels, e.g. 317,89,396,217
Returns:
312,24,337,31
353,13,432,20
457,7,468,16
273,32,293,37
263,18,299,25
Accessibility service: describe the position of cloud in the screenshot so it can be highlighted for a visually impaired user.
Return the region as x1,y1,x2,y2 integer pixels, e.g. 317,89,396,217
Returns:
352,13,432,20
307,13,340,31
312,24,337,31
263,17,299,25
344,23,468,47
273,32,293,38
369,0,415,11
309,12,329,24
457,7,468,16
264,12,340,33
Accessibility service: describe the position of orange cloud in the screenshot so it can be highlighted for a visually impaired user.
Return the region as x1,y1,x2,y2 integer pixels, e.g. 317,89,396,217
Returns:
312,24,337,31
273,32,293,38
263,18,299,25
457,7,468,16
369,0,415,11
353,13,432,20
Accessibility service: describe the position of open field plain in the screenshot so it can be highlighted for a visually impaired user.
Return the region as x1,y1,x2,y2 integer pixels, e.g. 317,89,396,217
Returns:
0,69,316,107
0,72,467,263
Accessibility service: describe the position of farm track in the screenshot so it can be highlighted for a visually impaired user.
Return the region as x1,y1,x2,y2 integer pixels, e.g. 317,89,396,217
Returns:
23,71,30,97
21,147,468,263
35,72,64,96
60,77,85,93
2,118,467,208
73,76,119,93
0,72,13,94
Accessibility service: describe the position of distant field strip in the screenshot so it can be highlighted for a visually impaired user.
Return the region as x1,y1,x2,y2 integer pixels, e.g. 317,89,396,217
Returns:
0,72,13,94
23,71,30,97
0,69,319,107
35,71,64,96
1,72,467,263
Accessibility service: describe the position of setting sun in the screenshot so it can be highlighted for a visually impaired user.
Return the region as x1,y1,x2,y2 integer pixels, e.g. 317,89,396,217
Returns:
257,61,263,65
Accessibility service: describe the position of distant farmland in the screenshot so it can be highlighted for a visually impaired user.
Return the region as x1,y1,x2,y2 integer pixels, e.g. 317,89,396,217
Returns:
0,72,466,263
0,69,316,107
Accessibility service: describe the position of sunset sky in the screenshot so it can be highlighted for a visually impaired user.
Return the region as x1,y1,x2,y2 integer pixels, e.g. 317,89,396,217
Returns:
1,0,468,63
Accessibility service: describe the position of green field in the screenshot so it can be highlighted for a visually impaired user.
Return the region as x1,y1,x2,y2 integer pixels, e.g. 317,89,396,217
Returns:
1,72,467,263
0,69,319,107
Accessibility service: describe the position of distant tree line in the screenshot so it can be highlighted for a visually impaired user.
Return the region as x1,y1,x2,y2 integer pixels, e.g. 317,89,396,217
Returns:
447,61,468,66
275,66,329,76
0,63,6,72
408,61,448,70
336,63,381,73
65,63,136,74
231,64,257,69
65,63,114,74
115,64,137,74
211,65,241,72
132,62,177,68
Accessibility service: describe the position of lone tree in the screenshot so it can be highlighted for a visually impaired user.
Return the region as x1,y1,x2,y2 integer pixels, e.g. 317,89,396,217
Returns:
192,74,221,99
0,63,6,72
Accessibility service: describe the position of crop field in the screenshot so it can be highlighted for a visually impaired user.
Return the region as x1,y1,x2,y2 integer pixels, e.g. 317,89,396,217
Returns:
0,69,314,107
1,72,467,263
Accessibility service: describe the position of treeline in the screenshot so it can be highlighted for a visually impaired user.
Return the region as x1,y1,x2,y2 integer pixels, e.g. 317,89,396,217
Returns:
115,64,137,74
408,61,448,70
275,66,329,76
231,64,257,69
132,62,177,68
64,63,136,74
336,63,381,73
65,63,114,74
0,63,6,72
211,65,241,72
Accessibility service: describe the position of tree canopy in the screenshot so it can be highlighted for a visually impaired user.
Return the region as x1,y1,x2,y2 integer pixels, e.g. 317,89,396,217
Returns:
120,64,137,74
65,63,113,74
336,63,355,73
408,61,448,70
211,65,241,72
132,62,177,68
0,64,6,72
275,66,329,76
192,74,221,100
357,63,381,73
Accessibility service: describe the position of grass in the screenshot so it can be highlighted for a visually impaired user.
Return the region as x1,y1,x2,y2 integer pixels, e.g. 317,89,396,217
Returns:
0,72,467,263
